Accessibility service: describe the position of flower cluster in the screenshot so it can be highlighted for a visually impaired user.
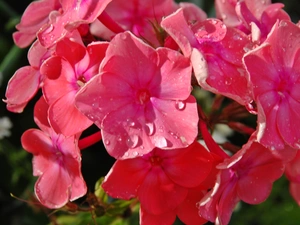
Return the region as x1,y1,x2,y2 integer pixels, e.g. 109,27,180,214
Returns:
5,0,300,224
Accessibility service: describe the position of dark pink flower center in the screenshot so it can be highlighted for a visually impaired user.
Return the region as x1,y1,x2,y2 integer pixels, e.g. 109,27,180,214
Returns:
150,155,162,166
77,76,86,87
276,76,290,97
136,89,151,105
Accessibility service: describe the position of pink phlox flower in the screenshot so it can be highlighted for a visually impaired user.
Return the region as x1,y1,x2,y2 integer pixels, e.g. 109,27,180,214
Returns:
13,0,61,48
243,20,300,150
37,0,113,48
215,0,290,43
5,30,83,113
236,0,290,43
41,36,109,136
161,8,253,106
102,141,214,224
75,31,198,159
198,134,285,225
91,0,178,47
21,96,87,209
4,40,49,113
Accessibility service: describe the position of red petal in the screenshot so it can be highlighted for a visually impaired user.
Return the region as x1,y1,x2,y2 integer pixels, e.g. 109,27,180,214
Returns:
138,166,188,215
163,142,213,188
102,158,150,200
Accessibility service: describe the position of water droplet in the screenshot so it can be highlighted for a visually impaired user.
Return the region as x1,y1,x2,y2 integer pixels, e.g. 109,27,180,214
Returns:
145,122,154,136
140,145,144,149
211,20,218,25
246,101,257,114
175,101,186,110
279,21,288,27
155,136,168,148
44,24,54,34
120,33,127,40
105,140,110,146
180,136,188,145
126,118,135,127
126,134,139,148
169,131,179,139
158,126,164,133
117,136,122,142
132,151,139,157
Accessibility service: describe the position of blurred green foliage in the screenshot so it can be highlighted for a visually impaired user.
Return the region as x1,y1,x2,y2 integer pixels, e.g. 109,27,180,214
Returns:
1,0,300,225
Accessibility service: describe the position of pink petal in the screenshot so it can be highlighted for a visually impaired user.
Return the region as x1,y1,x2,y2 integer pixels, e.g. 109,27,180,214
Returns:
35,163,71,208
13,0,60,48
42,59,75,104
256,92,285,149
5,66,41,113
34,96,51,132
38,0,112,48
138,166,188,215
156,47,192,100
237,161,283,204
102,157,150,200
75,73,134,125
277,97,300,148
55,37,86,66
100,103,154,159
61,152,86,201
215,0,240,27
265,20,300,68
161,8,197,56
49,92,92,136
40,56,62,80
28,40,48,68
101,32,160,90
217,180,240,225
150,95,198,149
243,45,278,96
21,129,53,156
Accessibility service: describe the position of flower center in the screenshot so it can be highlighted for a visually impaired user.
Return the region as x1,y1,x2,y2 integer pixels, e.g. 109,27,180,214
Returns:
150,156,162,166
276,76,291,98
136,89,150,105
77,76,86,87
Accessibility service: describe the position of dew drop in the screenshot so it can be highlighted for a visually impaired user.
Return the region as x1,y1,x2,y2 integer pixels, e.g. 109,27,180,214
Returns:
44,24,54,34
132,151,139,157
126,118,135,127
126,134,139,148
175,100,186,110
155,136,168,148
117,136,122,142
120,33,127,40
105,140,110,146
158,126,164,133
145,122,155,136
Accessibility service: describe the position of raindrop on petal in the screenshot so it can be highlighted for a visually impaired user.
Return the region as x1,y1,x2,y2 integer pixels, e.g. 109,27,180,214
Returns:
145,122,155,136
155,136,168,148
126,134,139,148
132,151,139,157
175,100,186,110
